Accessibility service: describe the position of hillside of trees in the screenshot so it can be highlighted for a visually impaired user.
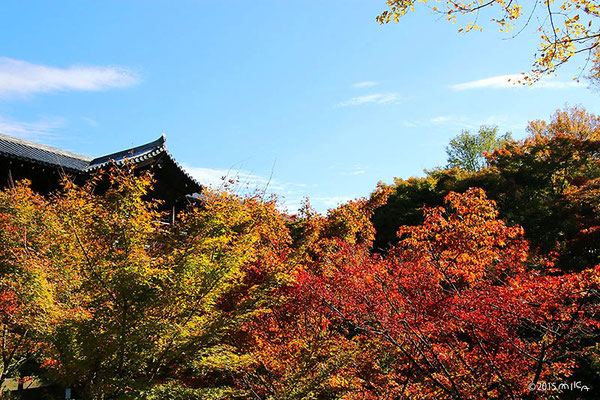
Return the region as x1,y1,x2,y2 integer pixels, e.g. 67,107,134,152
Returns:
1,107,599,399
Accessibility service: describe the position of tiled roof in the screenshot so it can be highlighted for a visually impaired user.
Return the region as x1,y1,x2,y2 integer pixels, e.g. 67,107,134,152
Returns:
0,133,91,172
86,135,167,171
84,134,203,192
0,132,202,193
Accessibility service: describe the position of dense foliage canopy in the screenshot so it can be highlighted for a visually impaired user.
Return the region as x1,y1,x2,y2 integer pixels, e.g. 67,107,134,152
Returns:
1,107,599,399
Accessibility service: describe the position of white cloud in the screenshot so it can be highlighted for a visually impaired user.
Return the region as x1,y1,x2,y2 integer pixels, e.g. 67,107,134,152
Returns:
401,120,420,128
429,116,453,124
0,57,139,96
450,74,523,90
183,165,361,214
312,195,355,209
337,92,398,107
535,79,586,89
342,170,365,175
401,114,528,134
183,166,283,191
402,115,472,129
329,164,368,176
339,167,367,176
353,81,377,88
478,115,528,131
183,165,309,211
81,117,99,127
450,74,584,91
0,115,64,138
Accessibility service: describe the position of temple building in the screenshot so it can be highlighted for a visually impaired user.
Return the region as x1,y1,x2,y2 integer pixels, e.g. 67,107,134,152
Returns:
0,133,202,209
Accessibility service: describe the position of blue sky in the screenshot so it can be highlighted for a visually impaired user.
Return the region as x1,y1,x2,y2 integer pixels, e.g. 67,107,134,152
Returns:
1,1,599,212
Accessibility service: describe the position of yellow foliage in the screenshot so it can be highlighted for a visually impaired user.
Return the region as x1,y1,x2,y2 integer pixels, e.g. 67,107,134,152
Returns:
378,0,600,81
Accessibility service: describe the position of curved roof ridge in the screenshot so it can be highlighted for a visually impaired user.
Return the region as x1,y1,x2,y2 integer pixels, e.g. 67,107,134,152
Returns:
87,134,166,168
0,132,202,195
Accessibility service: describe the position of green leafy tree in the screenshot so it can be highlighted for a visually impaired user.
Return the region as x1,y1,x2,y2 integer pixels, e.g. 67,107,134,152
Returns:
446,125,511,172
376,108,600,271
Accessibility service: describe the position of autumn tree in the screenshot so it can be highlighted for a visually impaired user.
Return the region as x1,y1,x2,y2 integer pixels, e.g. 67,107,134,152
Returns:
240,179,599,399
0,168,294,399
0,183,73,391
446,125,511,172
303,188,600,398
368,107,600,396
243,189,394,399
527,105,600,140
374,107,600,270
378,0,600,81
2,113,600,399
371,174,449,251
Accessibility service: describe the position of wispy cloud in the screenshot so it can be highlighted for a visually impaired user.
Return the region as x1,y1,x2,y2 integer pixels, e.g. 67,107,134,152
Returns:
450,74,522,90
183,165,361,213
0,115,64,138
0,57,139,96
337,92,398,107
353,81,378,88
329,164,369,176
183,165,310,211
183,166,283,191
81,117,99,127
402,115,471,129
450,74,584,91
429,116,455,124
339,167,367,176
534,79,586,89
478,115,528,132
312,195,355,209
342,170,365,176
401,114,528,133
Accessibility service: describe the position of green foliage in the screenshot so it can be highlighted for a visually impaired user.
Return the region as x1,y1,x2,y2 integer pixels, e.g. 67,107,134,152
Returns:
484,133,600,270
371,176,443,251
375,108,600,273
446,125,511,172
372,168,481,251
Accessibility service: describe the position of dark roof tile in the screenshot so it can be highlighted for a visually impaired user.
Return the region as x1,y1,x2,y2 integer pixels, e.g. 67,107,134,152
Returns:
86,135,166,170
0,132,202,193
0,133,91,171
